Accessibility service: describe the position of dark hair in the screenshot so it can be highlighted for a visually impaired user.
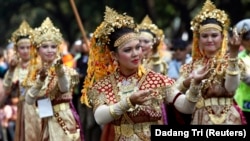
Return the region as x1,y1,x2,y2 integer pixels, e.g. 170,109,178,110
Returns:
16,35,30,43
139,29,156,38
242,31,250,40
170,38,188,51
108,27,135,52
201,18,223,29
0,48,4,58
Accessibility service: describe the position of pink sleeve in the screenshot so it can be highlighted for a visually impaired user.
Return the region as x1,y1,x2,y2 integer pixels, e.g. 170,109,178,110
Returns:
3,105,12,119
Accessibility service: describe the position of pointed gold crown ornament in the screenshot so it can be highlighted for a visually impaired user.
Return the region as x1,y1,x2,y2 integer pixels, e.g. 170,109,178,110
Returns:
93,6,137,47
81,6,141,107
190,0,230,32
138,15,164,40
10,20,33,44
33,17,63,47
190,0,230,60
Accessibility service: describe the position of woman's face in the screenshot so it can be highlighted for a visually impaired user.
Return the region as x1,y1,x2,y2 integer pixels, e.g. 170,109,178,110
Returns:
11,97,19,104
198,28,223,58
38,41,58,64
16,38,31,61
115,39,142,75
139,32,154,58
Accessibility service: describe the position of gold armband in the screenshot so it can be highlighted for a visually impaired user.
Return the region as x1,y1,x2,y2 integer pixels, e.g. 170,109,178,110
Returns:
109,105,120,119
227,58,239,69
186,79,201,102
226,69,240,76
189,79,199,92
186,90,201,102
228,57,238,62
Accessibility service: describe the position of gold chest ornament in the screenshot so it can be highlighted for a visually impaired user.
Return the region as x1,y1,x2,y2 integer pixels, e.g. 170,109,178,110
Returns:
117,77,139,100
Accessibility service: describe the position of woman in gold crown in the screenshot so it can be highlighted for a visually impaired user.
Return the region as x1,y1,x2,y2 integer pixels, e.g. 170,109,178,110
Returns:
137,15,169,124
177,0,246,125
2,20,39,141
138,15,168,75
25,17,83,141
81,6,209,141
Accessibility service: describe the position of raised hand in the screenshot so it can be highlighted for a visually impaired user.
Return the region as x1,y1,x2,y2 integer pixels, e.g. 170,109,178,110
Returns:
54,57,63,68
38,64,48,81
8,57,19,72
53,58,64,76
228,27,242,54
191,66,211,84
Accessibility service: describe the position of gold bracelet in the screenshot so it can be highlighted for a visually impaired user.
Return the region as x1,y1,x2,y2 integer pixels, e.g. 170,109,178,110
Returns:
186,90,201,102
228,57,238,62
126,97,135,109
227,60,239,68
226,69,240,75
109,105,120,119
190,79,199,92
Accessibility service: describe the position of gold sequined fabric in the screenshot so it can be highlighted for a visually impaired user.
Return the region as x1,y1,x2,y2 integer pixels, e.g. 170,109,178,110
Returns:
178,55,246,125
87,70,175,140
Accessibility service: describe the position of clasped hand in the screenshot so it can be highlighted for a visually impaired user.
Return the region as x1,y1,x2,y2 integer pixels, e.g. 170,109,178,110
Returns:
9,57,19,72
228,27,242,53
53,58,64,76
129,89,155,106
38,63,49,81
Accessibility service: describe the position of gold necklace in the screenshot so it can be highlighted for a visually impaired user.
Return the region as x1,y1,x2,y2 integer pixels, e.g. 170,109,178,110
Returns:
111,71,148,102
117,77,139,100
206,105,230,124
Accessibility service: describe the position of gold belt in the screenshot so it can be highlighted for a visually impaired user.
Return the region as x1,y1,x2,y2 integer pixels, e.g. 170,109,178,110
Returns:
196,97,233,108
114,122,156,138
53,103,70,112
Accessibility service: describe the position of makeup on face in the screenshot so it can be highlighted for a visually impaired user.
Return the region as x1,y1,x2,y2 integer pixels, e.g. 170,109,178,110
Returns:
38,41,58,64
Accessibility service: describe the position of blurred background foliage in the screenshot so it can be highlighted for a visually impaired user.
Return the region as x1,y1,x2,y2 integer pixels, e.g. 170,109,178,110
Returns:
0,0,250,48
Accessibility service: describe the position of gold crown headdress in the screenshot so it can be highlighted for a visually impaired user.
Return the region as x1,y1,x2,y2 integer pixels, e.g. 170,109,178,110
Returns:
81,6,143,107
22,17,63,87
190,0,230,60
190,0,230,32
33,17,63,47
138,15,165,56
94,6,136,46
138,15,164,41
10,20,33,45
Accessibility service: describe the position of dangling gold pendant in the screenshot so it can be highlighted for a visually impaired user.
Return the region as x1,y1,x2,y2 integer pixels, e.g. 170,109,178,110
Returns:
208,113,226,124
